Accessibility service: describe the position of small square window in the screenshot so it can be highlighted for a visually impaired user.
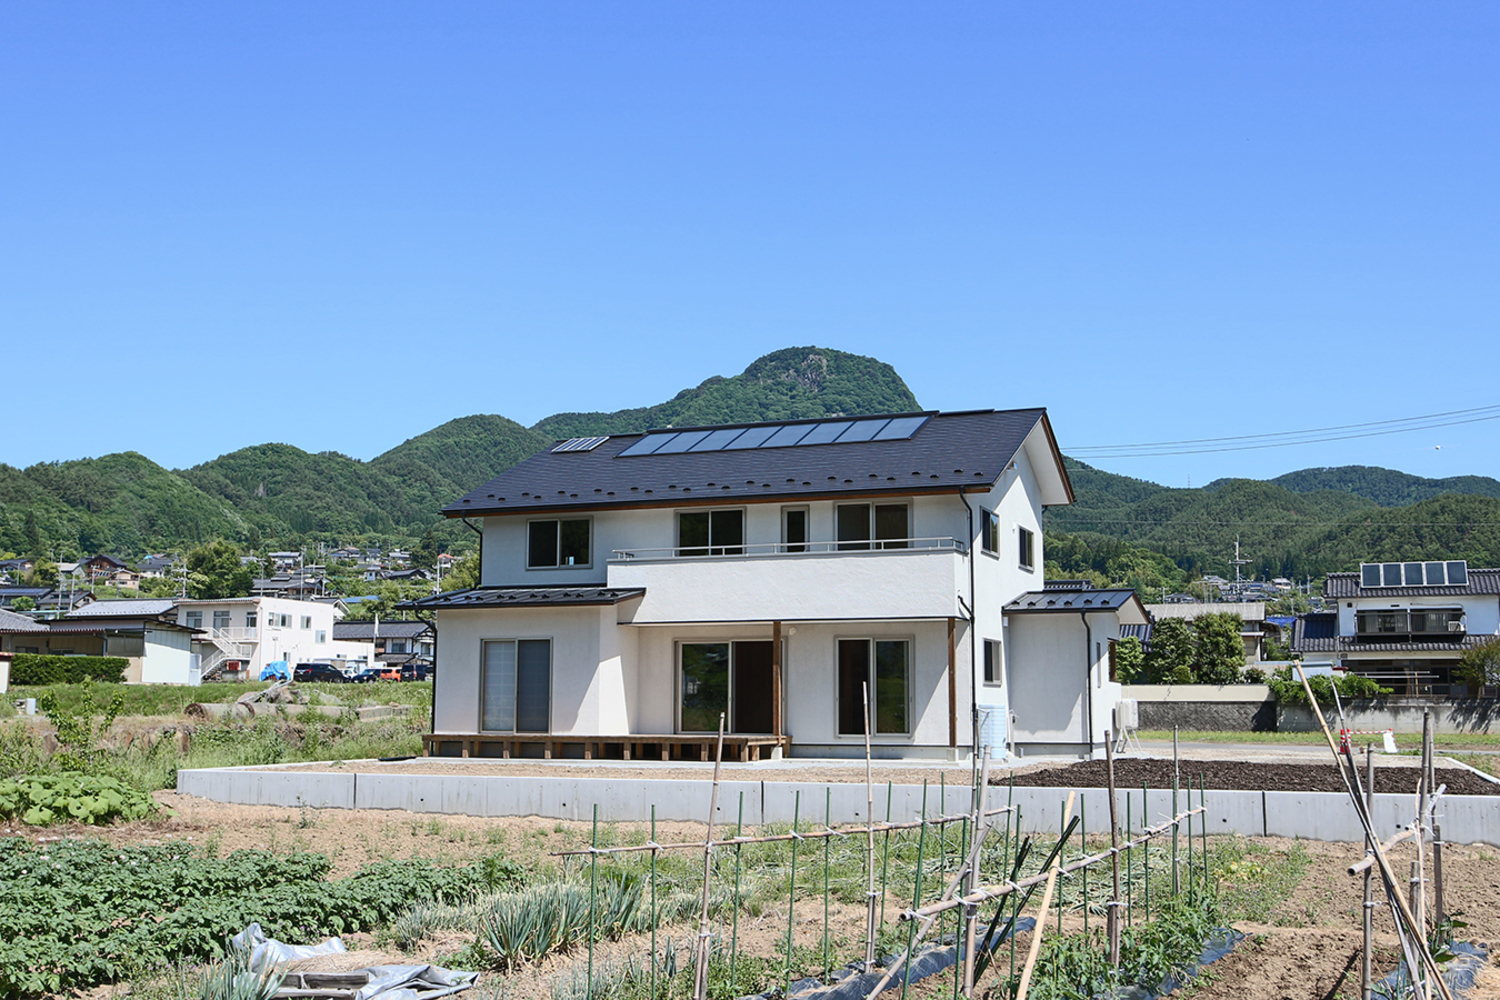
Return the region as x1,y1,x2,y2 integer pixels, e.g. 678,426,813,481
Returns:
982,511,1000,555
1018,527,1035,570
528,518,591,568
314,630,326,644
983,639,1002,685
300,616,312,630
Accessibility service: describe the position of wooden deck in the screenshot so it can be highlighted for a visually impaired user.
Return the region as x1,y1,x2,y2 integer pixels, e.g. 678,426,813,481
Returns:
423,732,791,762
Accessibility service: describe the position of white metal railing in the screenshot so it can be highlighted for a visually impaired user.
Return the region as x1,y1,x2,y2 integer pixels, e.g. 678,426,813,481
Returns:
214,627,260,641
610,536,967,561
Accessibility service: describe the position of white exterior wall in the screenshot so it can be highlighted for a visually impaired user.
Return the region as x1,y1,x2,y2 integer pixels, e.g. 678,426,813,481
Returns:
1005,610,1120,755
1336,593,1500,640
140,627,194,685
432,603,640,736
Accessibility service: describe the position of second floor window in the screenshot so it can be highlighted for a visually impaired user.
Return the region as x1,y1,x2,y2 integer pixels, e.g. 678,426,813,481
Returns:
837,503,908,550
213,611,230,631
1018,526,1035,570
983,639,1002,684
982,511,1000,555
300,616,312,630
245,612,257,628
529,518,591,568
185,611,202,629
679,509,744,556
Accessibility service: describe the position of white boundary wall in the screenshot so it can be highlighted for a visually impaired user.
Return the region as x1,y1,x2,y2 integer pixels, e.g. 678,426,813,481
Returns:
177,763,1500,847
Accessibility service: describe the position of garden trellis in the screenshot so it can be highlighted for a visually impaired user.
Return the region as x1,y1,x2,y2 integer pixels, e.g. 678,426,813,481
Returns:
551,690,1224,1000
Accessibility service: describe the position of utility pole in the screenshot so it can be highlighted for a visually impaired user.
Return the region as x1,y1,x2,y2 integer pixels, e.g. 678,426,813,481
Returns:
1231,535,1251,595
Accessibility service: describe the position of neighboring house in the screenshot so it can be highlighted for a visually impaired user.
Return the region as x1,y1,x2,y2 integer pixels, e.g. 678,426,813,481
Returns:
1293,561,1499,695
138,555,177,579
1144,602,1269,663
79,554,132,586
331,619,434,672
400,408,1132,761
252,575,325,599
174,595,369,679
0,586,95,616
381,567,431,582
0,558,35,578
12,599,204,684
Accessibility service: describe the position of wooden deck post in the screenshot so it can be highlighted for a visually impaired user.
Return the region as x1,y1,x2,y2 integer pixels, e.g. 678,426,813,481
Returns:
772,620,784,740
947,617,958,749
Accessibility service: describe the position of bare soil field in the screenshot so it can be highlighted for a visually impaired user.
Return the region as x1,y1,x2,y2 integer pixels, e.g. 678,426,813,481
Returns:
48,791,1500,1000
1000,756,1500,795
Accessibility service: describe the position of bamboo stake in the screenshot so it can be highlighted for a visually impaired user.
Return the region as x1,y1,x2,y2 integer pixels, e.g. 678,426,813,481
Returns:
730,791,744,988
961,755,991,996
899,782,930,1000
1292,661,1456,1000
1125,791,1133,929
823,786,832,981
1142,784,1151,919
1106,733,1122,966
786,788,801,999
1363,746,1374,1000
588,803,598,1000
900,805,1203,920
864,682,879,970
692,714,726,1000
552,807,1015,857
651,805,658,1000
880,781,894,935
1015,792,1076,1000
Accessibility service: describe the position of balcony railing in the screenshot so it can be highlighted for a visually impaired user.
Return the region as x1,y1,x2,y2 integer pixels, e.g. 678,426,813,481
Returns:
610,536,968,561
1354,610,1465,641
210,627,260,642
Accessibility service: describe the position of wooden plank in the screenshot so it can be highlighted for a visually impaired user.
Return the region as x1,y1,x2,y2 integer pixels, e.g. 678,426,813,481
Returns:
772,620,784,739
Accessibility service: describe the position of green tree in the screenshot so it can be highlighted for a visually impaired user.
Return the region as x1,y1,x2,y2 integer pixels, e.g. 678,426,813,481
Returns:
1114,635,1145,683
1144,618,1194,684
411,527,443,571
1192,613,1245,684
1456,637,1500,691
10,596,35,612
24,561,57,589
185,540,253,600
440,551,479,592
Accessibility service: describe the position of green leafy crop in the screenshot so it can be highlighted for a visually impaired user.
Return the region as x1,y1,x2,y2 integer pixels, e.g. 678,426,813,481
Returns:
0,773,157,825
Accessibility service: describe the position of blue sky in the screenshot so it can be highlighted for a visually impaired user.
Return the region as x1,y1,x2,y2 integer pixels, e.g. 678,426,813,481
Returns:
3,2,1497,487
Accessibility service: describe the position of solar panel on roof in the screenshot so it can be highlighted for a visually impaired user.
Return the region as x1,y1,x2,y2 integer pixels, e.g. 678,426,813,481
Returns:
796,421,854,446
653,430,712,453
552,436,610,453
757,423,815,448
873,415,928,439
722,425,778,449
614,414,930,457
688,427,747,451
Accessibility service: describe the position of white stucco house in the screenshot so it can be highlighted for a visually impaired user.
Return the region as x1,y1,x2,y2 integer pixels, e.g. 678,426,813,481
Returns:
1294,561,1499,695
404,408,1141,760
173,596,372,678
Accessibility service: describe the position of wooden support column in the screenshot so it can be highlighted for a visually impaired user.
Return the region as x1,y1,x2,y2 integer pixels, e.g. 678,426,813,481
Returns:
772,620,784,740
947,617,958,749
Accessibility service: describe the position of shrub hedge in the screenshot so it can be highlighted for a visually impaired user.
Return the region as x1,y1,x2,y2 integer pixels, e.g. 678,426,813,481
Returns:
9,655,127,685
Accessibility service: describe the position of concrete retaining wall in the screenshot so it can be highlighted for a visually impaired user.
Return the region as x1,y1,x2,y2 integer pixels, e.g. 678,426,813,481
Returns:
176,764,1500,846
1278,698,1500,735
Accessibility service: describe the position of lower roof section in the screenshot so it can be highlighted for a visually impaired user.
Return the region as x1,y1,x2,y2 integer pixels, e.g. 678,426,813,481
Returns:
399,586,647,611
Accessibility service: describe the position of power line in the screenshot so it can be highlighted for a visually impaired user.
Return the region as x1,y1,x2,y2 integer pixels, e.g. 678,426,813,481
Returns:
1051,518,1500,527
1067,404,1500,458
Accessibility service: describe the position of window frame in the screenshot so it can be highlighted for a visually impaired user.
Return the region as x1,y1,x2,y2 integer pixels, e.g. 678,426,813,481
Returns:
526,517,594,570
981,510,1000,556
834,502,911,551
479,636,553,734
315,629,327,644
983,638,1003,686
675,637,782,734
300,615,312,630
781,505,810,554
1017,526,1036,571
834,635,913,738
184,611,202,630
676,507,747,557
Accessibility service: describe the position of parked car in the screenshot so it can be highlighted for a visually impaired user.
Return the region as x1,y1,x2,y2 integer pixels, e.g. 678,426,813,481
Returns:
400,663,430,682
293,662,347,684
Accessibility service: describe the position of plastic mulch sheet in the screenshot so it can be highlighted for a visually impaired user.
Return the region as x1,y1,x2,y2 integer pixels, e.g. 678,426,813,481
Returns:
231,923,480,1000
1374,941,1490,1000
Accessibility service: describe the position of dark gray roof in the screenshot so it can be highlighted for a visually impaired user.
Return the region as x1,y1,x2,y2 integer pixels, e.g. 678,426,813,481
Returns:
444,409,1068,517
45,618,200,635
0,608,47,632
1118,622,1153,649
0,587,52,599
1290,611,1486,654
1323,568,1500,599
399,586,647,610
332,620,433,641
1004,588,1141,613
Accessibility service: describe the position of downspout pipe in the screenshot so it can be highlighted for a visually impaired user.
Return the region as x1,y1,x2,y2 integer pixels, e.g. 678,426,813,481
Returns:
958,486,979,760
1079,610,1095,756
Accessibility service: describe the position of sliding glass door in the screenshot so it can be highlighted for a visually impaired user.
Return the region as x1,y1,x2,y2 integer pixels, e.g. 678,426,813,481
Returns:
837,638,910,735
680,641,775,733
482,639,551,733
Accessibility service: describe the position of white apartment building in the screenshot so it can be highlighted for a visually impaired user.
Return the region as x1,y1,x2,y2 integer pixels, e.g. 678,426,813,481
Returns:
174,595,372,677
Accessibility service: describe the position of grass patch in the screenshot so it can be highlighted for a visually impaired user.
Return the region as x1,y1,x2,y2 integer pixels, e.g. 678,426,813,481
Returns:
1210,837,1312,923
11,680,433,718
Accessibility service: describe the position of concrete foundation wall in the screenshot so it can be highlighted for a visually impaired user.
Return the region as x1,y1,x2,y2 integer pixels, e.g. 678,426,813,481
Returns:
177,763,1500,846
1137,701,1277,732
1278,698,1500,734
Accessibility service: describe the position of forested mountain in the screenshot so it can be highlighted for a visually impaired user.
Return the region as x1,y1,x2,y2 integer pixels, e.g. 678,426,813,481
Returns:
3,346,1498,582
532,347,919,439
1265,466,1500,507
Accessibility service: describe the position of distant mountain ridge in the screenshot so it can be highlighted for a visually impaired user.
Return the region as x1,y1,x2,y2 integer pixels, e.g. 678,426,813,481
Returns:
3,349,1499,581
